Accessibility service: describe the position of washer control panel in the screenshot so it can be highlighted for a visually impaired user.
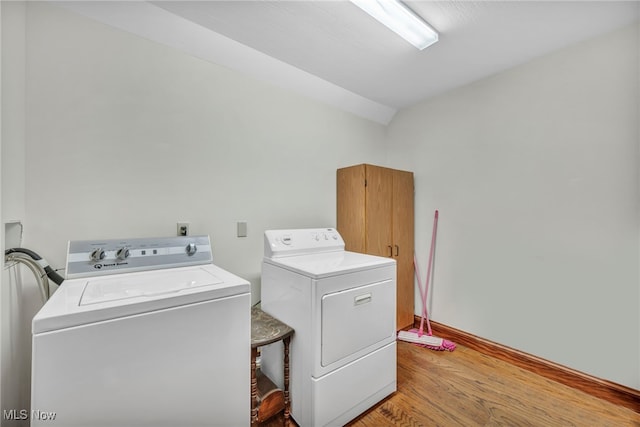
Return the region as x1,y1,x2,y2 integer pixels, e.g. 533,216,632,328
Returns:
264,228,344,258
65,235,212,279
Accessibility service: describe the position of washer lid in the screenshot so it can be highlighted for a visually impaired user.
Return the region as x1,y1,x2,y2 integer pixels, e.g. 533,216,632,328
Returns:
263,250,395,279
80,268,224,306
33,264,250,334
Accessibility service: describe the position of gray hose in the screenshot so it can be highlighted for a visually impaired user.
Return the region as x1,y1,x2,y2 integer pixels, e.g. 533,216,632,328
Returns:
4,253,50,303
5,248,65,285
4,248,64,304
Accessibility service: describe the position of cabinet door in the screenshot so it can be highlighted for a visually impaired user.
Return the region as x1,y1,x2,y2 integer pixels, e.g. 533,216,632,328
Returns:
393,170,415,329
365,166,393,258
337,165,366,253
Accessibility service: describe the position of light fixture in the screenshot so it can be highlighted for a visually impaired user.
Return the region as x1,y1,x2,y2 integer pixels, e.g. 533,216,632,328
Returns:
350,0,438,50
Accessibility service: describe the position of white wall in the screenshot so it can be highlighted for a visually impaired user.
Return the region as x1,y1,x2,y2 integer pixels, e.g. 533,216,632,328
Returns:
1,1,387,420
0,1,4,421
387,23,639,389
1,2,38,426
23,1,386,281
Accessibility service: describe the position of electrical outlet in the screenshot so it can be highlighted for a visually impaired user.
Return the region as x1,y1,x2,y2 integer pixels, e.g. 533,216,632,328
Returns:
177,222,190,236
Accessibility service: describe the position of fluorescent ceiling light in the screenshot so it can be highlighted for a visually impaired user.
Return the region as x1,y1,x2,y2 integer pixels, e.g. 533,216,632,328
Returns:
350,0,438,50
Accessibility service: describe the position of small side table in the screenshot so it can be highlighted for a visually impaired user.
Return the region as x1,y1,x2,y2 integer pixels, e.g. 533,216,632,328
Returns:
251,307,294,426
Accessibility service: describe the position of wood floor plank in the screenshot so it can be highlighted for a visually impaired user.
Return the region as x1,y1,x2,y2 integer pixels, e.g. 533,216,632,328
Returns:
262,341,640,426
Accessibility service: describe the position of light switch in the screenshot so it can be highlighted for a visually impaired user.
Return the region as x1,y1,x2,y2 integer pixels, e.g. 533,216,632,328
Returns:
237,221,247,238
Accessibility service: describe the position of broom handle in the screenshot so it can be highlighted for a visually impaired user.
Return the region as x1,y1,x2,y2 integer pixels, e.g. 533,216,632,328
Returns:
413,254,426,336
422,209,439,336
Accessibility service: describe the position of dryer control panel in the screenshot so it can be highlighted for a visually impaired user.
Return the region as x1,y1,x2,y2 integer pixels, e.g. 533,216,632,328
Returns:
264,228,344,258
65,235,212,279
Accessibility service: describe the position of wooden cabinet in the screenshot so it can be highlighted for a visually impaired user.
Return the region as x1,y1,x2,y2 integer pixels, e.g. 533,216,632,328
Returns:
337,164,414,330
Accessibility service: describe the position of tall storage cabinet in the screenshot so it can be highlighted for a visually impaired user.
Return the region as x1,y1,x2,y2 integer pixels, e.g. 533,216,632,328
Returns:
337,164,415,330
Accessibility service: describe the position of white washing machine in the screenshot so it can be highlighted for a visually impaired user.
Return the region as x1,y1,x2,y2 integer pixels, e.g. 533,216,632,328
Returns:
260,228,396,427
31,236,250,427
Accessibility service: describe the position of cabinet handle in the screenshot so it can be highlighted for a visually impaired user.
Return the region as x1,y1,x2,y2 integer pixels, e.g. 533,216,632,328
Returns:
395,245,399,257
388,245,393,257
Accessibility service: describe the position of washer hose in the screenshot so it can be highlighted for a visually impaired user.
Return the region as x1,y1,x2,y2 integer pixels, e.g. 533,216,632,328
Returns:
4,248,64,285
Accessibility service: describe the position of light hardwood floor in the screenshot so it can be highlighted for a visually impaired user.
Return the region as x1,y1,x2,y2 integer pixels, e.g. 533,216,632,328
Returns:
263,340,639,426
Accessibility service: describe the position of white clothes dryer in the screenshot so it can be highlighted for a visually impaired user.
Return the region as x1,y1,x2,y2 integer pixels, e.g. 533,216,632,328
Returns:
260,228,396,427
31,236,250,427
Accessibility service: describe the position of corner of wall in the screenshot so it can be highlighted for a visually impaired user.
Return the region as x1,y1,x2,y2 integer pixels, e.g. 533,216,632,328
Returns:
0,0,4,419
1,1,28,424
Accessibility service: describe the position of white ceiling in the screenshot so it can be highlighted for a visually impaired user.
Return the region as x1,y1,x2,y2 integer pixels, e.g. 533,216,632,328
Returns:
58,1,639,123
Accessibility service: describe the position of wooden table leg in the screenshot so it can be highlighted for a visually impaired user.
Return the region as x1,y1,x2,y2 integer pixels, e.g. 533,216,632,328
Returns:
283,336,291,426
251,347,258,427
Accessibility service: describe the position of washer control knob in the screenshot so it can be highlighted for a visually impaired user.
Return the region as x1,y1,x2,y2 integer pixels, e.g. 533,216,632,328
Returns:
185,243,197,256
90,248,106,262
116,247,130,260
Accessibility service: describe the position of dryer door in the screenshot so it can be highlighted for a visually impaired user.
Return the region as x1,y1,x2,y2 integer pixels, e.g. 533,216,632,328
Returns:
321,279,395,367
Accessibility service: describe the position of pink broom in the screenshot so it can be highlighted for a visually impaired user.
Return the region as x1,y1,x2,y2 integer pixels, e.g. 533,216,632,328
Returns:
397,210,456,351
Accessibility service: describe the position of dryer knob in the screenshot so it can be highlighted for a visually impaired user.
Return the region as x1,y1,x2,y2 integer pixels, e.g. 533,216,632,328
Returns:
116,247,130,260
185,243,197,256
90,248,106,262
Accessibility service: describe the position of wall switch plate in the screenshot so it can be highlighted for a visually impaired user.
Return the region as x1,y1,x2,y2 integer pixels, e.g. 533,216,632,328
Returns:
177,222,190,236
237,221,247,238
